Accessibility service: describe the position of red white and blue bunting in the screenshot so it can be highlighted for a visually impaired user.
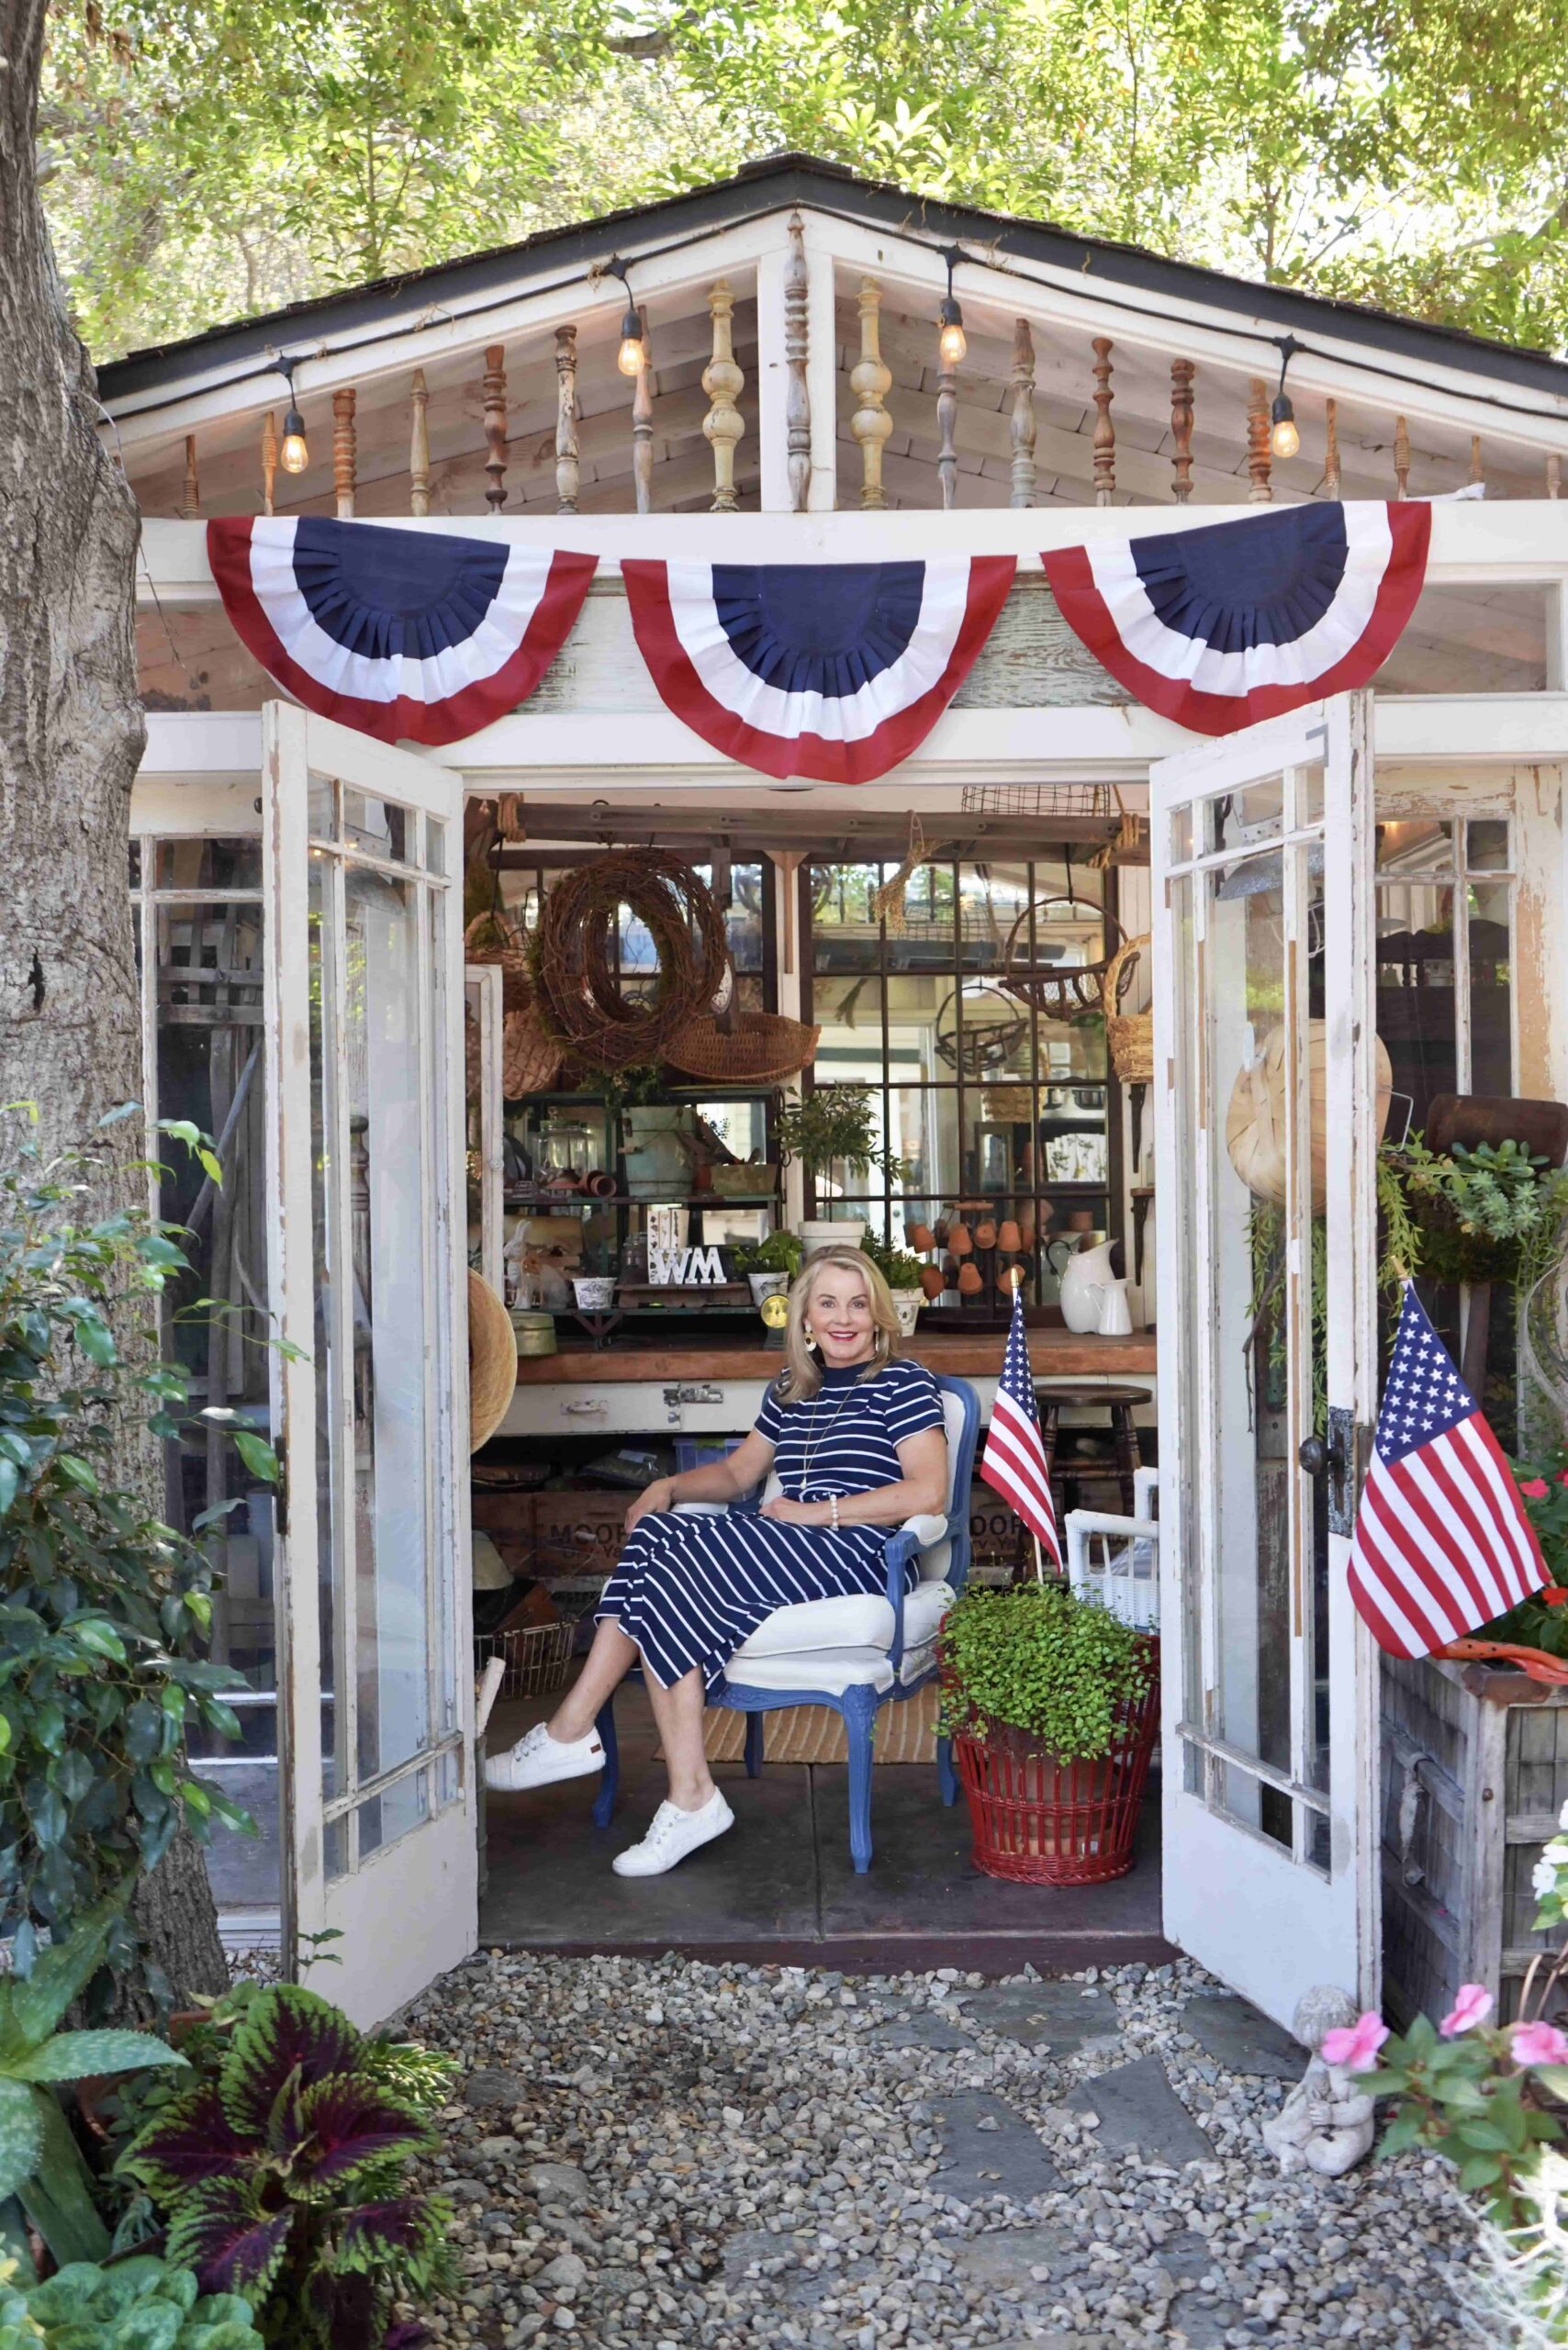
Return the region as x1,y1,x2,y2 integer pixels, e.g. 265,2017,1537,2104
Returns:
621,556,1016,783
207,517,595,746
1042,500,1431,736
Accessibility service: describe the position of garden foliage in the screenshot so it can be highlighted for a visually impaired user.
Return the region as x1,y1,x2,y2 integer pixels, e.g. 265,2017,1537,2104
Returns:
938,1581,1154,1759
0,2253,263,2350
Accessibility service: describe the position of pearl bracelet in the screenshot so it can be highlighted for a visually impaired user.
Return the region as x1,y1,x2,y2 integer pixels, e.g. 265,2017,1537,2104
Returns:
830,1494,840,1530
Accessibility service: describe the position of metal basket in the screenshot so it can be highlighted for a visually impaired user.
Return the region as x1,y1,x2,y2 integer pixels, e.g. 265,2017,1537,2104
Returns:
474,1617,577,1699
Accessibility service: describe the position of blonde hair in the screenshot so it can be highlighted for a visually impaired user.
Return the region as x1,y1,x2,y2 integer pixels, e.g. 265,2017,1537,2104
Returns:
775,1246,902,1405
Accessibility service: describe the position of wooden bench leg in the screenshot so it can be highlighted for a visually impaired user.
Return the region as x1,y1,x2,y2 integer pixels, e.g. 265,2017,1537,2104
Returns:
1110,1402,1143,1516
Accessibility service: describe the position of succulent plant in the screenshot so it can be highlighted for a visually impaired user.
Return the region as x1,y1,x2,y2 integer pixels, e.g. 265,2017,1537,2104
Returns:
0,2252,263,2350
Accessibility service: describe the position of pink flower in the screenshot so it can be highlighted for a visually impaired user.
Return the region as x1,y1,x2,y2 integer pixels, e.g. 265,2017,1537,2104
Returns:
1557,1470,1568,1486
1512,2020,1568,2067
1439,1984,1495,2037
1518,1478,1551,1499
1321,2012,1390,2073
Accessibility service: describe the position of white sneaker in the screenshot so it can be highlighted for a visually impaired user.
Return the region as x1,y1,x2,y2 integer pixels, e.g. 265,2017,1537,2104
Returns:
611,1791,734,1877
484,1721,603,1793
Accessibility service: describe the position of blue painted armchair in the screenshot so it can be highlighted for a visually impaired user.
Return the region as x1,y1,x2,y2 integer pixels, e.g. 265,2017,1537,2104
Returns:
591,1372,981,1872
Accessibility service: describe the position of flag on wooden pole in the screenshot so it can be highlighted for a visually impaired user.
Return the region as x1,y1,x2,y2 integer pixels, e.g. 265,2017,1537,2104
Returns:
1348,1282,1546,1657
980,1281,1059,1570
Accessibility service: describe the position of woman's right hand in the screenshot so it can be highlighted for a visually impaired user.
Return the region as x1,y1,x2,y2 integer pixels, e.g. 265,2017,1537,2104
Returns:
625,1477,676,1533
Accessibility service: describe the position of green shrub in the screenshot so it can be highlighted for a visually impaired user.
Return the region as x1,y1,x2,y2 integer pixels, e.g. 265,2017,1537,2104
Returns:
0,2253,263,2350
732,1228,802,1279
938,1581,1154,1759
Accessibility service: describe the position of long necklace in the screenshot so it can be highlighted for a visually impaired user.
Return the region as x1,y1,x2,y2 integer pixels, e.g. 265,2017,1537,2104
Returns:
795,1369,863,1496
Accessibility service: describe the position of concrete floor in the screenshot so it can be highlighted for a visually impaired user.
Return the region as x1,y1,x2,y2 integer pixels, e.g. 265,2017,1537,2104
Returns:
479,1677,1170,1971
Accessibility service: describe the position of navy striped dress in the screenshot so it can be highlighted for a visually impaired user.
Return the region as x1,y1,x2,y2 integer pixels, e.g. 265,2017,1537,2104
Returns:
597,1358,946,1693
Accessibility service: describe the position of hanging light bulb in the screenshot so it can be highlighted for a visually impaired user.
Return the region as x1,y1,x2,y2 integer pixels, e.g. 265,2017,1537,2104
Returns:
275,356,308,473
603,256,645,377
1270,335,1302,460
937,248,968,366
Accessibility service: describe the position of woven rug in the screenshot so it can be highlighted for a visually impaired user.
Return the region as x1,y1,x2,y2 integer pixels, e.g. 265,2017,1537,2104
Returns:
693,1681,941,1765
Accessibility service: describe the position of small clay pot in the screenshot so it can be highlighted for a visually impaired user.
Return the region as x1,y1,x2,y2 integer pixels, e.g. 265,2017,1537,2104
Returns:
974,1217,998,1251
957,1261,984,1295
997,1218,1023,1254
918,1263,946,1299
948,1220,973,1257
933,1218,950,1248
907,1222,936,1253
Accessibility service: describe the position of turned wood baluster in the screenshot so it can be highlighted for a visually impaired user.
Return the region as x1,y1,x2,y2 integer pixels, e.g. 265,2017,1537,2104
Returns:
332,388,356,517
1170,358,1195,503
1325,397,1341,498
483,346,509,510
632,318,654,515
1550,454,1562,500
702,279,745,512
852,277,893,511
1394,414,1410,500
555,326,580,515
785,213,812,513
181,435,200,519
1009,319,1036,510
409,369,431,516
935,337,959,513
1247,380,1272,500
261,413,277,517
1092,338,1115,504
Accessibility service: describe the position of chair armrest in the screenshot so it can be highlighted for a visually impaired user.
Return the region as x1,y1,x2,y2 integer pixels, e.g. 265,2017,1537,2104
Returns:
899,1512,948,1548
672,1501,729,1517
881,1528,922,1673
1063,1509,1159,1540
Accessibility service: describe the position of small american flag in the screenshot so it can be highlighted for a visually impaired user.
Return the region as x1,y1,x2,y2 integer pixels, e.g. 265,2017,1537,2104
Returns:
980,1281,1059,1567
1348,1283,1546,1657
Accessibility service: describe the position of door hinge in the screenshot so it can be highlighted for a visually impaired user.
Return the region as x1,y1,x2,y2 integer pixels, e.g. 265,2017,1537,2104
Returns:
1326,1404,1372,1538
273,1450,289,1539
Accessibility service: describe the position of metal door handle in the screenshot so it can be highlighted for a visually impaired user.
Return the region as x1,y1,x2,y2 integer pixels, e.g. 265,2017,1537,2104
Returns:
564,1398,608,1416
1298,1436,1327,1477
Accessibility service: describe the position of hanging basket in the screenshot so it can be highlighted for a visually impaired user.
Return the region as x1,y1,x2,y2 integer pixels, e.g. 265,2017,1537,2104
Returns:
1102,933,1154,1084
534,847,728,1072
949,1643,1160,1886
1225,1022,1394,1214
665,1010,822,1085
1001,901,1122,1022
501,1008,562,1099
464,909,534,1015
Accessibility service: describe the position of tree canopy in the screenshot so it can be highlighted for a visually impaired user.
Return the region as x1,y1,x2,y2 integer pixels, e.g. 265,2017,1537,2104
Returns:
39,0,1568,360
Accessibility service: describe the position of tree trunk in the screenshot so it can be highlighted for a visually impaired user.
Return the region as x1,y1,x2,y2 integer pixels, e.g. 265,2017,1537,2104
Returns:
0,0,229,2009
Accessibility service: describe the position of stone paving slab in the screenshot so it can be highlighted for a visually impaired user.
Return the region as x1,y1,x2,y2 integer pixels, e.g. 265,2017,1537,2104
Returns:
947,2221,1081,2288
1065,2053,1215,2166
960,1977,1124,2056
1181,1990,1305,2083
870,2010,971,2052
927,2090,1061,2204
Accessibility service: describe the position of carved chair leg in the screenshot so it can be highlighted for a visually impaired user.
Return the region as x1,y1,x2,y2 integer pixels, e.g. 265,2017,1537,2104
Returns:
591,1695,620,1830
937,1732,958,1808
842,1686,879,1874
745,1712,765,1779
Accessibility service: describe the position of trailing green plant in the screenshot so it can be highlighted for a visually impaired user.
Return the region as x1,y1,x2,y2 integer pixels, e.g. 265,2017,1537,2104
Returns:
858,1231,923,1292
0,2253,263,2350
773,1087,912,1186
937,1582,1154,1761
0,1902,188,2270
731,1228,802,1280
1381,1135,1568,1288
118,1985,456,2350
0,1120,260,2009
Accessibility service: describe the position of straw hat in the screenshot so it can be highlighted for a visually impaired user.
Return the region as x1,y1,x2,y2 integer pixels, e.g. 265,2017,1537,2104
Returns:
468,1270,518,1452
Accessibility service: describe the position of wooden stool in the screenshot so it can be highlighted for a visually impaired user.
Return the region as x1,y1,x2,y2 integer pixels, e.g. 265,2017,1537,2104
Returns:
1014,1383,1148,1577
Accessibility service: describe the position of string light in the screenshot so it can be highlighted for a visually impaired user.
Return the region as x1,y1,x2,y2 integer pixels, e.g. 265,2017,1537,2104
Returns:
274,354,308,474
937,246,968,367
1271,334,1302,460
602,257,646,378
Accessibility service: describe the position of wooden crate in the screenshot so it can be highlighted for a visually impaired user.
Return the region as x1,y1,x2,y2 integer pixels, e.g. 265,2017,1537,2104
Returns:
1382,1652,1568,2026
532,1490,631,1574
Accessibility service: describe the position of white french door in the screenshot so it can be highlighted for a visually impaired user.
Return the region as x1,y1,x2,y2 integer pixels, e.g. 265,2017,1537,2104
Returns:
262,702,476,2025
1151,697,1381,2025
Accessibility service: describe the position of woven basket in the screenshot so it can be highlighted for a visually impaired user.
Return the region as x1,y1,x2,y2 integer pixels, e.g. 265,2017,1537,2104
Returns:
501,1008,562,1098
666,1010,822,1084
468,1270,518,1452
1102,934,1154,1084
474,1617,576,1700
465,910,533,1014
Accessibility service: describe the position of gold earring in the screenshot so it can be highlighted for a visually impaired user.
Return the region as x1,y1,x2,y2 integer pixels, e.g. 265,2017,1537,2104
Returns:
803,1322,814,1343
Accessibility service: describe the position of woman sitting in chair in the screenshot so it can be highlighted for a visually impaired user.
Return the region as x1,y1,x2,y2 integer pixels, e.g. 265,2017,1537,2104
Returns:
485,1246,948,1877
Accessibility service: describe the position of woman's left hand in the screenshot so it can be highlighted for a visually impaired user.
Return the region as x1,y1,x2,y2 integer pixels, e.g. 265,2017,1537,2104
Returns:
759,1495,829,1526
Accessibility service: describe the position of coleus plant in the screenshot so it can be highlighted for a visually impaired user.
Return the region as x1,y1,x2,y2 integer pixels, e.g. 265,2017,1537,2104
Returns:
118,1986,454,2350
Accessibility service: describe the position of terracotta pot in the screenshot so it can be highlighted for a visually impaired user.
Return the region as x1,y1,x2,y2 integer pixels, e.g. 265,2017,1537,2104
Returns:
997,1219,1022,1254
974,1217,998,1250
907,1221,936,1253
948,1220,973,1257
918,1263,946,1299
957,1261,984,1295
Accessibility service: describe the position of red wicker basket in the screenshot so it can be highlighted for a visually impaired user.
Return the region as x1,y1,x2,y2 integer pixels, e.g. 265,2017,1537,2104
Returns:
951,1645,1159,1886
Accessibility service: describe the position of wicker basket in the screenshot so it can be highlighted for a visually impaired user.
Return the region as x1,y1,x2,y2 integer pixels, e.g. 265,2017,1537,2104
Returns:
666,1010,821,1084
465,910,533,1014
951,1651,1160,1886
474,1617,577,1699
1002,902,1122,1021
502,1008,562,1098
1102,933,1153,1084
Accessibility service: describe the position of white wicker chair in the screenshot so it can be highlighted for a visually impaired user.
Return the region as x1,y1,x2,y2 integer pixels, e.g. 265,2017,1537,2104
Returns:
1063,1464,1160,1631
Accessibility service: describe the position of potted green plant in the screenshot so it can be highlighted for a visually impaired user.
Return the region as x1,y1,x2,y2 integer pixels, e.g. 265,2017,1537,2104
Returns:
733,1225,802,1307
938,1581,1159,1885
773,1086,912,1251
860,1230,925,1337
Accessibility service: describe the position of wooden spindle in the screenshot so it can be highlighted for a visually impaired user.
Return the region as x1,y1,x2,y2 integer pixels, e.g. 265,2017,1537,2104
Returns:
935,317,959,512
1469,432,1484,490
1394,414,1410,500
1092,338,1115,504
261,413,277,517
483,346,508,510
632,319,654,516
1009,319,1036,510
1550,454,1562,500
409,369,431,516
1325,397,1341,498
181,434,200,520
1247,379,1272,501
702,279,745,513
330,390,356,517
1169,359,1195,503
785,213,812,514
554,326,580,516
852,277,892,511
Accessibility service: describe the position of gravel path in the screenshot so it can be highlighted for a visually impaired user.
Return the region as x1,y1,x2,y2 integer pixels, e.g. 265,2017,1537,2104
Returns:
404,1952,1480,2350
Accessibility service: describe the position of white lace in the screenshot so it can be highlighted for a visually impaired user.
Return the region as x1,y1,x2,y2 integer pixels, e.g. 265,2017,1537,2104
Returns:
636,1799,711,1852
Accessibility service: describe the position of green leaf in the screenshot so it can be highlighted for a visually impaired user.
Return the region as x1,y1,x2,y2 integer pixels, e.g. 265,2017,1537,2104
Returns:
1454,2120,1513,2152
0,2080,45,2202
230,1431,278,1483
0,1463,17,1521
67,1616,126,1664
17,2086,110,2265
12,2030,187,2084
1456,2150,1506,2191
50,1455,98,1495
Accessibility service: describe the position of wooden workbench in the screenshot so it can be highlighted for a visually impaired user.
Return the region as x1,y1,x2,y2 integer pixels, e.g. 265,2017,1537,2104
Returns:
511,1328,1156,1384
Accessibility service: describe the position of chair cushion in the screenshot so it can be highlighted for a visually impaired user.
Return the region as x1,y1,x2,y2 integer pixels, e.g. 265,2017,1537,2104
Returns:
722,1647,896,1697
733,1580,955,1661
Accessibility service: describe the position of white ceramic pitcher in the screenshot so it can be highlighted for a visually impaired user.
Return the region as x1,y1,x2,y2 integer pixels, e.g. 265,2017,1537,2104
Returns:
1049,1235,1118,1334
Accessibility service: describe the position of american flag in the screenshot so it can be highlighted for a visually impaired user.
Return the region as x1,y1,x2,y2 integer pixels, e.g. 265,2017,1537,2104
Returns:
980,1281,1059,1567
1348,1283,1546,1658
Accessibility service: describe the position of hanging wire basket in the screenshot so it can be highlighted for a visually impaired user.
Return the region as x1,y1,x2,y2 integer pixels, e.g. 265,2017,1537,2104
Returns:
474,1617,577,1700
